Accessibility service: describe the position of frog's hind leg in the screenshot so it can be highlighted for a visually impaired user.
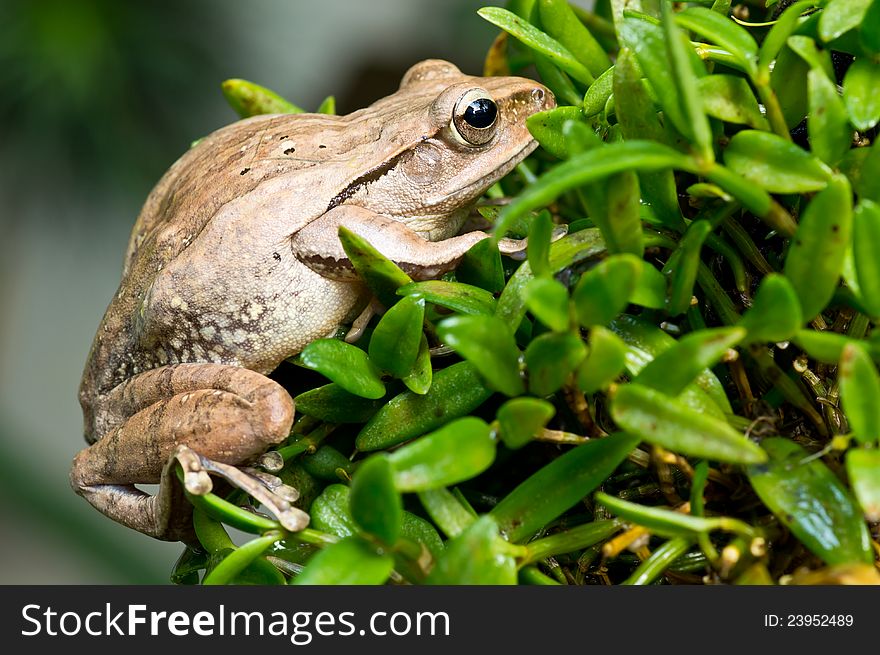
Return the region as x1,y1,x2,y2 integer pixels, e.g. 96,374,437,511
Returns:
70,363,306,542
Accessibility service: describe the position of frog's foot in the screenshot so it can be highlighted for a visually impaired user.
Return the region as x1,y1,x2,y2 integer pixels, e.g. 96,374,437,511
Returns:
498,224,569,260
294,205,571,283
550,224,569,242
344,298,382,344
174,445,309,532
71,363,297,542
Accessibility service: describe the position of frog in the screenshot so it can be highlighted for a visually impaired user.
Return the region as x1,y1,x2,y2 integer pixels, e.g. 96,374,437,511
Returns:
71,59,555,542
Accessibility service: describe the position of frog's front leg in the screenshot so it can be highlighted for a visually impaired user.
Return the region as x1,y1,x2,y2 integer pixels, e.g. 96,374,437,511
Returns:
70,363,306,542
290,205,529,281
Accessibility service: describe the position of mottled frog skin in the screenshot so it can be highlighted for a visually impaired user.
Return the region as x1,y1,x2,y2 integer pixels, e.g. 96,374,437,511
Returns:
71,60,554,541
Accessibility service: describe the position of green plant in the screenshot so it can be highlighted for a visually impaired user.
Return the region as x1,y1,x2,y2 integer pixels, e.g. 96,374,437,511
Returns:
173,0,880,586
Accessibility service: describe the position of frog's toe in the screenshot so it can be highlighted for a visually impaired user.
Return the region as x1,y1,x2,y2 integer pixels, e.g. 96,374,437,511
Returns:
242,467,301,503
173,445,213,495
189,454,310,533
496,236,528,257
550,224,569,241
253,450,284,472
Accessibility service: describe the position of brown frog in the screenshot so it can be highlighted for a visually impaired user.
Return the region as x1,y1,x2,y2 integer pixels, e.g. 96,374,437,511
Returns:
71,59,554,541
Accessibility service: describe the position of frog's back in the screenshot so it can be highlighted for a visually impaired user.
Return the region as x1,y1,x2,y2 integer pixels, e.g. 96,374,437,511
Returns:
125,113,347,273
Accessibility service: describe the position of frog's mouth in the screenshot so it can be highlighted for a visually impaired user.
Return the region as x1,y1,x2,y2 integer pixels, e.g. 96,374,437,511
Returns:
423,138,538,208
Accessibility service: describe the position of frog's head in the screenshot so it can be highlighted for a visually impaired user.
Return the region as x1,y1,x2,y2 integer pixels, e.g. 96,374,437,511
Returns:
346,59,554,238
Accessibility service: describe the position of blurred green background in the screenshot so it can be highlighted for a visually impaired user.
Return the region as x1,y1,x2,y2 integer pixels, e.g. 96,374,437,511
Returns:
0,0,505,584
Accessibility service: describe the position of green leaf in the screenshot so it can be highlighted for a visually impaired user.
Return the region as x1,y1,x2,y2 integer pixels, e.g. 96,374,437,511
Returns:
538,0,612,76
613,48,668,143
437,315,525,396
862,0,880,55
664,219,712,316
496,228,607,329
491,432,641,542
747,438,873,566
791,329,854,364
633,327,746,396
849,140,880,202
609,314,732,413
622,536,695,586
572,254,642,327
387,417,496,491
675,6,758,73
597,168,645,257
560,121,647,256
783,175,854,319
294,383,384,423
309,484,358,538
497,397,556,449
397,280,496,316
619,12,712,160
521,519,623,564
595,492,753,539
184,479,280,535
738,274,804,344
300,446,354,481
524,277,570,332
427,516,516,584
478,6,594,84
787,35,835,80
457,238,505,293
527,106,585,159
356,361,493,451
759,0,817,68
338,225,412,307
818,0,872,42
533,54,584,107
853,200,880,317
402,333,433,395
696,75,769,129
171,545,208,585
839,343,880,445
418,488,475,539
611,384,767,464
612,48,685,232
631,262,666,309
293,537,394,585
221,79,304,117
192,508,240,555
846,448,880,521
316,94,336,114
577,326,628,394
202,532,282,586
770,44,811,129
312,485,444,557
349,455,402,544
609,0,662,27
368,296,425,378
527,210,553,277
843,58,880,131
525,332,587,396
723,130,832,193
583,66,616,117
494,141,694,239
807,68,852,167
298,339,385,399
400,512,446,560
686,183,732,202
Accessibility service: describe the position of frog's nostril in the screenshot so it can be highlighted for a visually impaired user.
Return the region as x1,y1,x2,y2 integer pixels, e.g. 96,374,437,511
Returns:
531,87,545,104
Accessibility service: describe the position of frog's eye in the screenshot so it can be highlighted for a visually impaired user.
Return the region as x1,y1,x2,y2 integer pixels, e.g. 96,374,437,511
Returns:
452,89,498,146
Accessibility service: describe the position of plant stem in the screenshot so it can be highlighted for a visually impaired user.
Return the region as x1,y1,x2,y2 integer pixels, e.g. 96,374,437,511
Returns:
622,537,695,585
